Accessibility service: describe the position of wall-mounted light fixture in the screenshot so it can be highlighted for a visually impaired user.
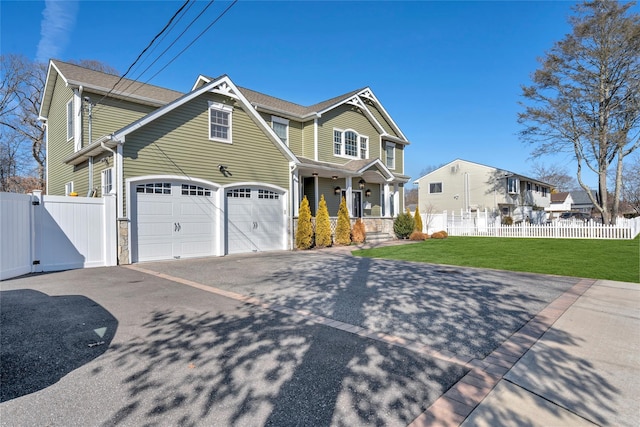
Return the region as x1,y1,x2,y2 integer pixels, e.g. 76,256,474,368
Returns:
218,164,232,177
332,175,338,180
365,189,371,197
358,179,365,189
334,186,341,195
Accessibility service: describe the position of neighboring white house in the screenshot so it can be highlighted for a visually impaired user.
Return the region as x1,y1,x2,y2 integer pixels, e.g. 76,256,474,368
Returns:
414,159,552,222
546,192,574,220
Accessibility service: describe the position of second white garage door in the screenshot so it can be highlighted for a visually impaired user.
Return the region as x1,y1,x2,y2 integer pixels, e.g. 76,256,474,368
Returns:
225,187,285,254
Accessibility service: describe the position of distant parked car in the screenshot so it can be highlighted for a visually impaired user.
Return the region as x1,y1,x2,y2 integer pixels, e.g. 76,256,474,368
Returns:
559,212,590,221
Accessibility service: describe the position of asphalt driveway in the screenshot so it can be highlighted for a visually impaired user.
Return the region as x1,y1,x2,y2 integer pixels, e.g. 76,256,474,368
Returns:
0,250,580,426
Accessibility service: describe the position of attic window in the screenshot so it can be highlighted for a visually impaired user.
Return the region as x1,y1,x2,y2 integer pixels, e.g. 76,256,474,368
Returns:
209,102,233,143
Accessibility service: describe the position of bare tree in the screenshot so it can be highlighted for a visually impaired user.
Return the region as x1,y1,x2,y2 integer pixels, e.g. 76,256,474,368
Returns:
0,54,47,189
621,153,640,214
529,162,579,192
519,1,640,224
1,55,119,191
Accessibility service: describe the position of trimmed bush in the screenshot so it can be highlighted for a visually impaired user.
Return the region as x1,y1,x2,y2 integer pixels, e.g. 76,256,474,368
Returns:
393,213,415,239
431,230,448,239
502,216,513,225
315,194,332,248
295,196,313,249
409,230,427,241
414,209,423,232
351,218,366,244
334,196,352,245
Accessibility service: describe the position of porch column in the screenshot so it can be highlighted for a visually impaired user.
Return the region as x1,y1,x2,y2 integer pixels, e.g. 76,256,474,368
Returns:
292,169,300,217
346,177,353,217
314,175,319,215
383,183,390,217
393,183,400,216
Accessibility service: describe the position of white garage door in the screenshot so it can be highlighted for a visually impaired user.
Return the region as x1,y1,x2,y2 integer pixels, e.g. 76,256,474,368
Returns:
134,182,218,262
226,187,285,255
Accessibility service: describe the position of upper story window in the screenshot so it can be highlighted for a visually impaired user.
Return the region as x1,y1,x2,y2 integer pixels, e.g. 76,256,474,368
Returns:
541,186,548,197
385,141,395,169
333,128,368,160
209,101,232,143
507,177,519,194
429,182,443,193
66,99,74,141
526,182,532,191
272,116,289,145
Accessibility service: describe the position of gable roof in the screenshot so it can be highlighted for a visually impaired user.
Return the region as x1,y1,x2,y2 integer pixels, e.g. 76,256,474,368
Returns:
550,192,571,203
570,190,598,205
413,158,552,187
193,75,409,144
40,60,183,119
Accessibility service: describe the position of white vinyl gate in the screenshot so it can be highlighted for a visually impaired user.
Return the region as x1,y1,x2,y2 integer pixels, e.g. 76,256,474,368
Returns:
0,192,117,281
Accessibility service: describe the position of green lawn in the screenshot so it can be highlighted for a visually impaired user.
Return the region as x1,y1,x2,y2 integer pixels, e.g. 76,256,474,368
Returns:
353,236,640,283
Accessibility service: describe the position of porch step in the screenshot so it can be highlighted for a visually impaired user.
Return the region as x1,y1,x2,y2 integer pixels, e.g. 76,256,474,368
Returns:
365,231,393,244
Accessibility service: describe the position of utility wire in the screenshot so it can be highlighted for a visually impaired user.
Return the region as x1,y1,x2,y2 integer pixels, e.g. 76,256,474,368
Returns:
93,0,190,108
128,0,197,80
117,0,215,98
141,0,238,86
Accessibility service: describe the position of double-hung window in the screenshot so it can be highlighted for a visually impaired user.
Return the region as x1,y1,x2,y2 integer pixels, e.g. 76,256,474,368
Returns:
272,116,289,145
429,182,443,193
507,177,519,194
209,101,232,143
333,129,369,160
66,99,74,141
385,142,395,169
65,181,74,196
101,168,114,195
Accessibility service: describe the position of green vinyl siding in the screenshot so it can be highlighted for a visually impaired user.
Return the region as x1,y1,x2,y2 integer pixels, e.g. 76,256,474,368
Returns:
395,144,404,174
317,178,343,216
288,119,303,155
365,184,382,217
365,100,399,138
46,78,76,195
82,94,155,146
317,104,380,164
122,92,290,212
302,120,314,159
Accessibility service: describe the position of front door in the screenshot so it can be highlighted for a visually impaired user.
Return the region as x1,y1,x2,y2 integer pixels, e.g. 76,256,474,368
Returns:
352,191,362,218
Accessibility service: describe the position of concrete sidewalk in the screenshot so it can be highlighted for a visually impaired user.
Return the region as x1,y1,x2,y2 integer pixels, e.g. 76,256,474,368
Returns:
459,279,640,427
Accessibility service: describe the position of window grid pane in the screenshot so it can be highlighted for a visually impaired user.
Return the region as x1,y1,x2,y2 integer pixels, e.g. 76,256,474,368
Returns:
210,109,230,140
334,130,342,155
359,136,368,159
345,131,358,157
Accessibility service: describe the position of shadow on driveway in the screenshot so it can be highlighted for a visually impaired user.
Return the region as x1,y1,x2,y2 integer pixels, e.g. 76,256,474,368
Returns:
0,289,118,402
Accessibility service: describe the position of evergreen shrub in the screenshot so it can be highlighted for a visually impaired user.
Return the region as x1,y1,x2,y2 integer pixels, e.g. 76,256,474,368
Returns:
335,196,352,245
296,196,313,249
393,213,415,239
315,195,332,248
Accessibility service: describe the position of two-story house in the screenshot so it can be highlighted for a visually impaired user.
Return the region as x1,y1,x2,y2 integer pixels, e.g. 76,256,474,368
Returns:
40,60,410,264
414,159,551,222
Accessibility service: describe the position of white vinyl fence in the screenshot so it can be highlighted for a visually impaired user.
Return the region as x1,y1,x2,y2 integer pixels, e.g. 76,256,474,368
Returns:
0,191,116,280
422,209,640,240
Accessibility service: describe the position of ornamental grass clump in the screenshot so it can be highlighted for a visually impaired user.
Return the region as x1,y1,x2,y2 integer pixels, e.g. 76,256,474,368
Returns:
334,196,352,245
393,212,415,239
295,196,313,249
351,218,366,244
315,195,332,248
409,230,427,241
430,230,448,239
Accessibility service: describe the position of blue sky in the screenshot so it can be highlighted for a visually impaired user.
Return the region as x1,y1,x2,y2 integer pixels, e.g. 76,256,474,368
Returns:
2,0,615,188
